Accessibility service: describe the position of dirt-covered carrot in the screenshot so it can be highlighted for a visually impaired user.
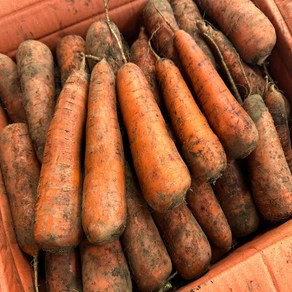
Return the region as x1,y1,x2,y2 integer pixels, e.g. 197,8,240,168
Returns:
121,161,172,291
195,0,276,64
213,160,260,238
197,21,266,99
264,84,292,172
56,35,86,85
156,57,226,181
81,239,132,292
45,248,82,292
243,94,292,222
153,202,211,280
34,58,88,252
186,178,232,249
16,40,55,162
82,58,126,245
173,28,259,160
130,27,162,107
169,0,216,66
0,123,40,257
0,53,26,122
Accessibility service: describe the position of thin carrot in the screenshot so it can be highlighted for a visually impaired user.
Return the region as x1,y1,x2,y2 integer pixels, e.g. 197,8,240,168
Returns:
34,57,88,252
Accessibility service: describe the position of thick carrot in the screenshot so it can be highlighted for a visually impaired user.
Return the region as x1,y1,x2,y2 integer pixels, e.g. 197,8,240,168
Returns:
186,178,232,250
81,239,132,292
156,57,226,181
174,29,259,160
16,40,55,162
121,161,172,292
82,59,126,245
195,0,276,64
197,21,266,99
34,59,88,252
130,27,162,107
45,248,82,292
264,84,292,173
213,160,260,238
56,35,86,85
0,53,26,122
0,123,40,256
243,94,292,222
153,202,211,280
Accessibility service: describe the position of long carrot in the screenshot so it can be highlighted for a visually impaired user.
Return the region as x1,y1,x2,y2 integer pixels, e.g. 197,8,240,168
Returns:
82,58,126,245
34,57,88,252
243,94,292,222
16,40,55,162
0,53,26,122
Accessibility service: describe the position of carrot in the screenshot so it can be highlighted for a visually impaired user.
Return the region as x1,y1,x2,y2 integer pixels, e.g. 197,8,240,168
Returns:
16,40,55,162
45,248,82,292
263,84,292,172
121,161,172,292
34,58,88,252
153,202,211,280
56,34,86,85
155,57,227,181
186,178,232,250
0,53,26,122
195,0,276,64
243,94,292,222
143,0,181,65
0,104,9,131
130,27,162,107
81,239,132,292
213,160,260,238
197,21,266,99
82,58,126,245
168,0,216,67
173,28,259,160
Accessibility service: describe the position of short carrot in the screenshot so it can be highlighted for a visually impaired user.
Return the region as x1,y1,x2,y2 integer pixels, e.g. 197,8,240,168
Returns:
16,40,55,162
243,94,292,222
34,58,88,252
82,58,126,245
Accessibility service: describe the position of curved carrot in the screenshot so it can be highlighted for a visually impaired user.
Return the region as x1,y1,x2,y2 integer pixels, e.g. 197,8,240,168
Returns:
82,59,126,245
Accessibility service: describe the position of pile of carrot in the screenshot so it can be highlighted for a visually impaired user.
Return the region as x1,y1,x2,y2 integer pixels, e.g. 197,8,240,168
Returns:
0,0,291,291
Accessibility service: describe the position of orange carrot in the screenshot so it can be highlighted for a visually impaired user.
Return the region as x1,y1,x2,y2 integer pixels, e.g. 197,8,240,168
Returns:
16,40,55,162
0,53,26,122
34,58,88,252
153,202,211,280
82,58,126,245
56,35,86,85
186,178,232,250
156,57,227,181
213,160,260,238
195,0,277,64
81,239,132,291
0,104,9,131
243,94,292,222
121,161,172,291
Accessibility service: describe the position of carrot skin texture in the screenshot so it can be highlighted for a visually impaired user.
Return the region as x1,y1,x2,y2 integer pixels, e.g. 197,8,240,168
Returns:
0,53,26,122
175,29,259,160
81,240,132,292
244,94,292,222
195,0,276,64
117,62,191,212
156,58,227,181
153,203,211,280
121,162,172,292
213,160,260,238
16,40,55,162
56,35,86,85
187,179,232,250
45,248,82,292
82,59,126,245
34,66,88,252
